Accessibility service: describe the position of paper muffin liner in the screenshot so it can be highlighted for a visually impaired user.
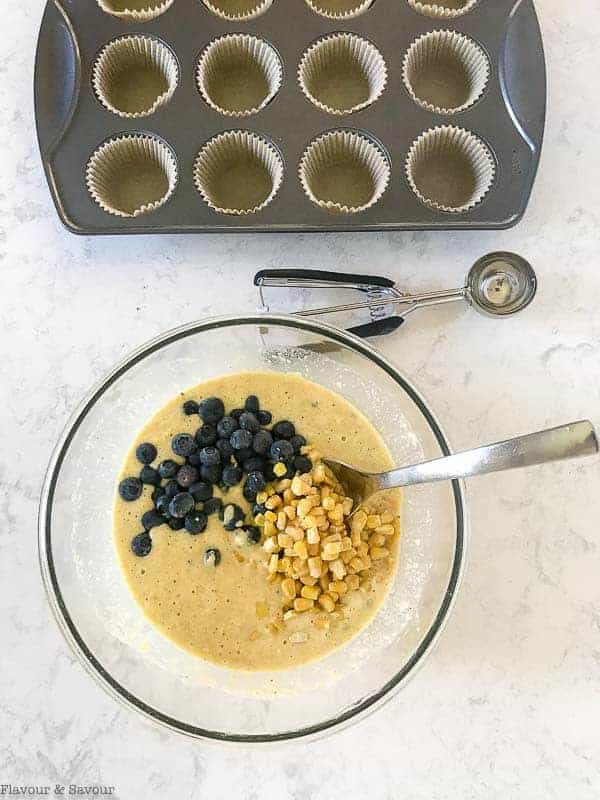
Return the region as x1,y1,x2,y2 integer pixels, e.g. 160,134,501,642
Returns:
86,134,178,217
298,34,387,116
202,0,274,21
406,125,495,213
402,30,489,114
304,0,374,20
407,0,479,20
299,130,390,214
96,0,174,23
196,34,282,117
93,36,179,119
193,131,284,215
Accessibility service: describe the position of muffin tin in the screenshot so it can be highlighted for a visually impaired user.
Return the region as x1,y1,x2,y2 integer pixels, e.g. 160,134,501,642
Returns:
34,0,546,234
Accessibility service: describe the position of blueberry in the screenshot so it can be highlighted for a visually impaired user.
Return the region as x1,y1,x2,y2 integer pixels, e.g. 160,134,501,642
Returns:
199,397,225,425
156,494,171,515
244,525,261,545
164,479,179,498
252,503,266,516
233,446,253,464
243,481,258,503
245,395,260,413
187,451,202,467
230,408,244,421
183,399,199,416
270,439,295,463
136,442,157,465
177,464,199,488
216,438,234,460
195,424,218,447
204,497,223,516
169,492,195,519
203,548,221,567
294,455,312,475
151,486,165,504
246,470,266,494
243,457,265,474
131,532,152,557
158,459,179,479
200,446,221,466
272,421,295,440
172,433,196,458
239,412,260,434
217,416,239,438
222,464,243,487
290,435,307,454
231,429,253,450
257,410,272,425
185,511,208,535
140,465,160,486
220,503,245,531
168,517,185,531
252,429,273,455
142,510,164,530
263,463,276,482
201,463,222,484
119,477,142,502
189,481,213,502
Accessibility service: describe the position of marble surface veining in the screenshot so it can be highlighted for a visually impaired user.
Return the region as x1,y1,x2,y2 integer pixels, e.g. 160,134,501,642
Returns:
1,0,599,797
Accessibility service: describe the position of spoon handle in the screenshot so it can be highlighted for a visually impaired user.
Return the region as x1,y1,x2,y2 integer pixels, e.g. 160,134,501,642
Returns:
377,420,598,489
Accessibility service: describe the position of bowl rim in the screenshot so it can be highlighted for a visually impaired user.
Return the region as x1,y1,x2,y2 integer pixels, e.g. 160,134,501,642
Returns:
38,313,467,744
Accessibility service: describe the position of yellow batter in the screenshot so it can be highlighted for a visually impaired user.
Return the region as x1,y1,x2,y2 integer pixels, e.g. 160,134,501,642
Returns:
114,372,400,671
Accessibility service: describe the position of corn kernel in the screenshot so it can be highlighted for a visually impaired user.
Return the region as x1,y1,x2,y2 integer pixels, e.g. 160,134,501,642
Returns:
277,533,293,548
350,557,365,572
266,495,282,511
329,580,348,596
301,584,320,600
322,496,335,511
300,574,318,586
330,558,347,580
256,491,268,505
351,510,368,535
375,524,395,537
294,597,315,612
273,462,287,477
276,511,287,531
283,505,296,520
268,554,279,573
366,514,381,529
308,556,323,578
322,542,341,560
306,527,320,544
370,546,390,560
294,540,308,560
291,476,309,496
318,594,335,613
342,497,354,516
281,578,296,600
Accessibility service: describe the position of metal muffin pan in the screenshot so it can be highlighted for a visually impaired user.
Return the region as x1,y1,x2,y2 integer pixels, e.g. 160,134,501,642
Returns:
34,0,546,234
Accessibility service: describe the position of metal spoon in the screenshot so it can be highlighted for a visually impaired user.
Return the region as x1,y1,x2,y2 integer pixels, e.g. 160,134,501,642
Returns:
325,420,598,504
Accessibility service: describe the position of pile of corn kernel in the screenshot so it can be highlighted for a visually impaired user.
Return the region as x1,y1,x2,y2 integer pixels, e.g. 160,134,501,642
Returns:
253,446,400,630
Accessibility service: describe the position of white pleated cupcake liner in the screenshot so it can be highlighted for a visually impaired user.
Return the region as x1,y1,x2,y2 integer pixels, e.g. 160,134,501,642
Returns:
202,0,274,21
193,131,284,215
402,29,490,115
405,125,495,213
298,33,387,116
93,36,179,119
305,0,374,20
299,130,390,214
86,135,178,217
407,0,479,20
196,34,283,117
97,0,174,22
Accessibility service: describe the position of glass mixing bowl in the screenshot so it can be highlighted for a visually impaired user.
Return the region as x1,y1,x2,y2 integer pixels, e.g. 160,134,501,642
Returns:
39,315,466,743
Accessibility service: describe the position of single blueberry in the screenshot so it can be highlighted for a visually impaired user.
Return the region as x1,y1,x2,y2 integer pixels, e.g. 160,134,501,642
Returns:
244,525,261,545
119,477,143,502
189,481,213,502
203,497,223,516
142,510,164,530
139,466,160,486
220,503,245,531
172,433,196,458
233,446,253,464
183,399,200,416
290,434,307,454
217,416,239,438
136,442,157,465
177,464,199,488
151,485,166,504
245,395,260,413
239,412,260,434
158,459,179,479
185,511,208,535
270,439,295,463
230,408,244,421
169,492,195,519
131,532,152,557
252,429,273,455
245,470,266,494
199,397,225,425
199,446,221,466
272,420,295,440
222,464,243,487
231,429,253,450
195,424,218,447
257,410,272,426
243,481,258,503
164,479,179,498
203,548,221,567
243,457,265,474
294,455,312,474
252,502,266,517
156,494,171,515
216,438,234,460
168,517,185,531
201,463,222,484
187,451,202,467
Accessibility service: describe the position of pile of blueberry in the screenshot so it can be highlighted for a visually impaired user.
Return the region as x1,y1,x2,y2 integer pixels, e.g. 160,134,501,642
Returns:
119,394,311,564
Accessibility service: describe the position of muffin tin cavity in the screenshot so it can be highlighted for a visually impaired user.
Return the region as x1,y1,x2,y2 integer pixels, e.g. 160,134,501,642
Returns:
300,130,390,214
97,0,174,23
197,34,283,117
305,0,375,20
298,34,387,115
86,134,178,217
194,131,284,215
403,30,489,114
93,36,179,118
202,0,275,21
406,125,495,212
407,0,479,20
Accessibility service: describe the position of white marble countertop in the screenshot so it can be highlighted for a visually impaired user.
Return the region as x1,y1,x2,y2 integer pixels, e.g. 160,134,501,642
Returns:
2,0,599,796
